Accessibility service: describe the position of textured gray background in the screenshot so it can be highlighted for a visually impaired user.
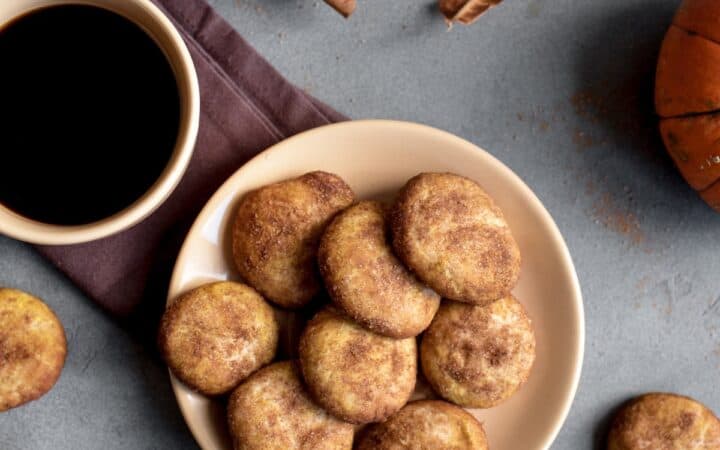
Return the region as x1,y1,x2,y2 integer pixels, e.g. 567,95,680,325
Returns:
2,0,719,449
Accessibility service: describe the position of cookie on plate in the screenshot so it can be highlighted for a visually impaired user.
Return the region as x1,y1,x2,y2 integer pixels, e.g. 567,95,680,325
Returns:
318,201,440,338
356,400,488,450
158,281,278,395
421,296,535,408
228,361,354,450
391,172,521,306
0,288,66,412
232,171,355,309
298,307,417,424
607,393,720,450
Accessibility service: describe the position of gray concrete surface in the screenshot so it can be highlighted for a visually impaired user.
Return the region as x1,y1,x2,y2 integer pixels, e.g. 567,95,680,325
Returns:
2,0,719,448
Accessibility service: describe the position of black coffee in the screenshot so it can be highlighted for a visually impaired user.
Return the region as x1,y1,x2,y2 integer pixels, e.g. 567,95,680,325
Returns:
0,5,180,225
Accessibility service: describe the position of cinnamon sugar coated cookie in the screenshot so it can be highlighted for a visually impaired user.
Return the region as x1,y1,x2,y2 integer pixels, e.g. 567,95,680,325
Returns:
608,393,720,450
228,361,354,450
232,171,355,309
318,201,441,338
391,172,521,305
421,296,535,408
356,400,488,450
158,281,278,395
0,288,66,412
298,307,417,424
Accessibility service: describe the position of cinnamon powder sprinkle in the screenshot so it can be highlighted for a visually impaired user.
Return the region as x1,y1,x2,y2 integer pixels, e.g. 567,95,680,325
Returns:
591,193,645,246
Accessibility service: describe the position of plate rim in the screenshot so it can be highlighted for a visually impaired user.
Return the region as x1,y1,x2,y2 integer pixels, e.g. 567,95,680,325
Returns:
166,119,586,450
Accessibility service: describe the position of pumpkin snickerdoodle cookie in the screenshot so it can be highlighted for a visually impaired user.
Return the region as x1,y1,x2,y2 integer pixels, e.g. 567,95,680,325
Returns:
391,172,520,306
158,281,278,396
318,201,440,338
421,295,535,408
356,400,488,450
227,361,354,450
232,171,355,309
607,393,720,450
298,307,417,424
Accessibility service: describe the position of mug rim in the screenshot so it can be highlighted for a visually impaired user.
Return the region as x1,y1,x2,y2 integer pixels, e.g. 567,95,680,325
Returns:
0,0,200,245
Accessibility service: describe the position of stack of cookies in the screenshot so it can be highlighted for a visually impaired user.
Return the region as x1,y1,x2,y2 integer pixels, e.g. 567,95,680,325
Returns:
159,171,537,449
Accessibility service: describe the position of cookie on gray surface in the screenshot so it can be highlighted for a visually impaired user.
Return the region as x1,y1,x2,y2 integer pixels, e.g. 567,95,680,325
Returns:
0,288,67,412
607,393,720,450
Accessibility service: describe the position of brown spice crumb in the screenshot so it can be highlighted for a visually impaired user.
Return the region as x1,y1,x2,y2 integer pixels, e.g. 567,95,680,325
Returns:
585,180,596,195
591,193,645,246
569,76,659,158
573,129,595,150
678,412,695,430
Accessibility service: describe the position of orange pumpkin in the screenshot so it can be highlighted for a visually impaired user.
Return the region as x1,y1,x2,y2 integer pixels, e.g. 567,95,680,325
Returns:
655,26,720,118
674,0,720,44
656,0,720,211
700,181,720,211
660,114,720,191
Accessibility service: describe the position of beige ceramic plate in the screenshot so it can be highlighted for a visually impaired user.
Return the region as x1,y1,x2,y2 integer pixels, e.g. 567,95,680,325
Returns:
167,120,584,450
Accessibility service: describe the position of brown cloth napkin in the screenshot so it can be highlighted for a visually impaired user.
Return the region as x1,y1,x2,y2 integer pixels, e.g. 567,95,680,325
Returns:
36,0,345,317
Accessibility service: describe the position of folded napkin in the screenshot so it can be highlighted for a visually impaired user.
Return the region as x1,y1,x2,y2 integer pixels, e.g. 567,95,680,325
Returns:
36,0,345,317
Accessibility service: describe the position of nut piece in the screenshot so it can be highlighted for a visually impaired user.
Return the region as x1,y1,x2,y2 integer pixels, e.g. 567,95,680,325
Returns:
324,0,356,18
0,288,66,412
299,307,417,424
158,281,278,396
420,296,536,408
439,0,502,26
356,400,488,450
607,393,720,450
228,361,354,450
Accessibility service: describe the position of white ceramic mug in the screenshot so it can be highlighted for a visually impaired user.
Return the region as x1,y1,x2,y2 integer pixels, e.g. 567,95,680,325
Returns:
0,0,199,245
